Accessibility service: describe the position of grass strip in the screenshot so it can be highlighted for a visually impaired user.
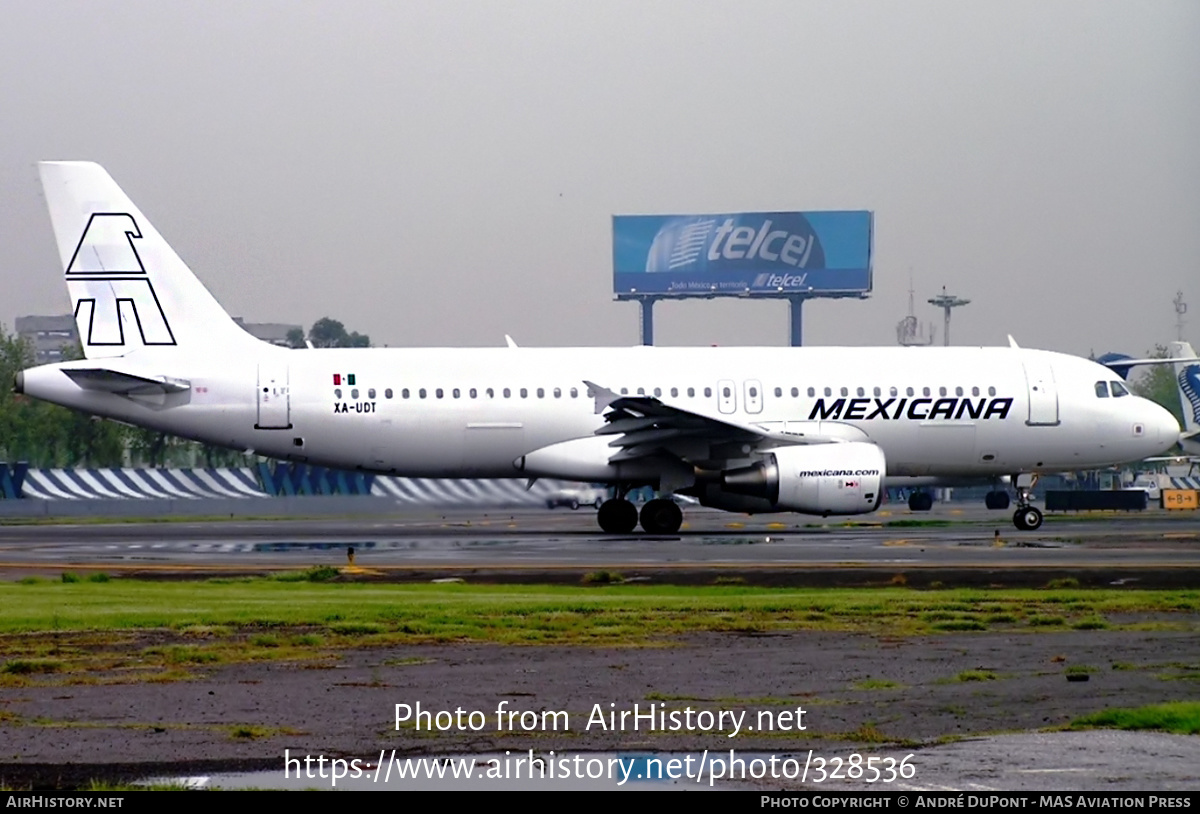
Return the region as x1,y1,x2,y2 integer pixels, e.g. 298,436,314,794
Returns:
0,580,1195,643
1070,702,1200,735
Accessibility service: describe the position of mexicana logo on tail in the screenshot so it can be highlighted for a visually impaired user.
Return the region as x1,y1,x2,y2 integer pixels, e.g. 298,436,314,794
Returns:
66,213,176,348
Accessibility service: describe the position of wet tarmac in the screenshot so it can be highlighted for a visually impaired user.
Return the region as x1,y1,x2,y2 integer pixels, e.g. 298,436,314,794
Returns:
0,504,1197,588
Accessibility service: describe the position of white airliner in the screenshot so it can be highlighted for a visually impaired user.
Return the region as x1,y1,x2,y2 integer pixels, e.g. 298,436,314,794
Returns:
15,162,1182,533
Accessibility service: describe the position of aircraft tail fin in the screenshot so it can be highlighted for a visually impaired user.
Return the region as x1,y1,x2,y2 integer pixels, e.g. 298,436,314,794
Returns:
1171,341,1200,444
38,161,262,360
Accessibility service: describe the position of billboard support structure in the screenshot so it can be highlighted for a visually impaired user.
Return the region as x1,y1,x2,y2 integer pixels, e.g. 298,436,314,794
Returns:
614,211,872,347
639,296,659,346
789,295,805,347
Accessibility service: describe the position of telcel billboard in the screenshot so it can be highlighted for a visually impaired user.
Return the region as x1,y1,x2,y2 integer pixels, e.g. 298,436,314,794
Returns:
613,211,872,298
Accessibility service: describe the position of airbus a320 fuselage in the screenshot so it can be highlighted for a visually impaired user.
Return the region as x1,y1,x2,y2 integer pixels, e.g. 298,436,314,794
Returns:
15,162,1182,533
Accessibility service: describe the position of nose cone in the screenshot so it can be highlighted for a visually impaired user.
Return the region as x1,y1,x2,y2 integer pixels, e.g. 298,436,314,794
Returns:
1146,400,1181,453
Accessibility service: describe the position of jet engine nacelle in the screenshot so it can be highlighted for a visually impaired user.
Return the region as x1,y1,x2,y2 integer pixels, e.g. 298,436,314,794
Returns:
716,442,886,515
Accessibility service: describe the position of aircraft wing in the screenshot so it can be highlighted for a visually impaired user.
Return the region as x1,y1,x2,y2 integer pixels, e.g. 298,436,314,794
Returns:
62,368,191,396
585,380,837,467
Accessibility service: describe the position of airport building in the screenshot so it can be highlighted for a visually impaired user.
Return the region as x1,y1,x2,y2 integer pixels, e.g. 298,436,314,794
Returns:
15,314,301,362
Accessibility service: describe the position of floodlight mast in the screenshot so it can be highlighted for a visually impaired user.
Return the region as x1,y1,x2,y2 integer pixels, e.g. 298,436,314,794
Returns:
928,286,970,346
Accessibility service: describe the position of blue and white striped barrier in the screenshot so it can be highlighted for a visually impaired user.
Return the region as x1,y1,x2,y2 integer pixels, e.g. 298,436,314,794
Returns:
19,468,267,500
9,465,580,508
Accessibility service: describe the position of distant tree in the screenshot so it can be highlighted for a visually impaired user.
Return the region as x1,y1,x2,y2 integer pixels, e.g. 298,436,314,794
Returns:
308,317,370,348
285,327,307,349
1130,344,1185,431
0,327,126,466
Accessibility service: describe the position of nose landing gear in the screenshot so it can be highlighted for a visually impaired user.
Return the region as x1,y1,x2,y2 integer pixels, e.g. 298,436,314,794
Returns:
1010,474,1042,530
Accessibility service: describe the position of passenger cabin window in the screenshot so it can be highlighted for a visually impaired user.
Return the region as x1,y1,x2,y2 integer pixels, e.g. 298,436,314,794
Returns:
704,387,712,397
503,388,511,398
368,388,376,399
1111,381,1130,397
774,387,782,397
570,387,578,398
335,388,342,399
385,388,393,399
402,388,410,399
1095,381,1110,398
351,388,359,399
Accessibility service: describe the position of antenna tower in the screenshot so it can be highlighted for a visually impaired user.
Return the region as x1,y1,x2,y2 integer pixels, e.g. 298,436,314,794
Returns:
896,275,935,346
1174,291,1187,341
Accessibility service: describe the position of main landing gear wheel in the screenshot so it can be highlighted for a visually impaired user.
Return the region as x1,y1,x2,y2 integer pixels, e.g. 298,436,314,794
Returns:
908,492,934,512
597,498,638,534
1013,506,1043,531
985,491,1011,510
639,498,683,535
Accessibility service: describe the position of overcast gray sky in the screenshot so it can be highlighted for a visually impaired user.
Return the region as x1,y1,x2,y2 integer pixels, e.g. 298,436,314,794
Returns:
2,1,1197,355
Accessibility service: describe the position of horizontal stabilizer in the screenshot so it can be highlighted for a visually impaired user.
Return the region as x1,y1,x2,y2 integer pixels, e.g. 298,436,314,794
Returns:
63,368,191,396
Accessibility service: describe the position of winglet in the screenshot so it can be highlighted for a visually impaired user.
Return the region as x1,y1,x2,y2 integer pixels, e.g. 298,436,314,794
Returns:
505,335,518,348
1007,335,1020,349
584,380,620,415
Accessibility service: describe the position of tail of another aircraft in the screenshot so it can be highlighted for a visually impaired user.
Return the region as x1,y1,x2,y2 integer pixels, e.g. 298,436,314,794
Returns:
38,161,263,360
1172,341,1200,454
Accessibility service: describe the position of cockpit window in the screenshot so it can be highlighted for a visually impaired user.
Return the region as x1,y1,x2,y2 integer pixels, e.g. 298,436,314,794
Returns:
1110,381,1130,397
1095,381,1109,398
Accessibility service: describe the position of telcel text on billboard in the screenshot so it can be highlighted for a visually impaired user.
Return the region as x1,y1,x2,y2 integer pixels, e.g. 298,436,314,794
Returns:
612,211,872,297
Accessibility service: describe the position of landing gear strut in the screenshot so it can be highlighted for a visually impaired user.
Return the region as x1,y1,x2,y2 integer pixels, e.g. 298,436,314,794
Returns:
1010,474,1042,531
